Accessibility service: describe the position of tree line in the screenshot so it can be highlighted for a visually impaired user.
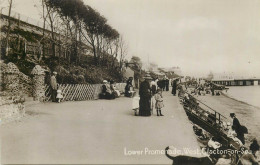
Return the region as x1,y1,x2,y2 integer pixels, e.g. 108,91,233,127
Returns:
2,0,128,72
41,0,128,68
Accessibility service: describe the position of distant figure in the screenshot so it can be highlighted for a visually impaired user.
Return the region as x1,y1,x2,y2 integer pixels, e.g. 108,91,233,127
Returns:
171,79,177,96
162,78,166,91
154,89,164,116
125,77,134,97
50,71,58,102
132,93,140,116
127,77,133,87
230,113,245,145
110,80,120,97
165,78,169,91
250,139,259,158
150,79,157,96
139,74,152,116
56,85,63,103
211,84,215,96
157,80,162,90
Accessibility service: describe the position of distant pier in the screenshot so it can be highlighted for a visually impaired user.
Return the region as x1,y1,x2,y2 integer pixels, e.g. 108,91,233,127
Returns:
212,78,260,86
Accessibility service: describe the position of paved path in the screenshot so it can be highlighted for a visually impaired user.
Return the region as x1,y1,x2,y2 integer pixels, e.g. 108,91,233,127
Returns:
1,91,200,164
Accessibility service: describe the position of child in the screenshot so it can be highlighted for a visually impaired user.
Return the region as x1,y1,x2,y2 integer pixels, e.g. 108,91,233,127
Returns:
132,92,139,116
154,89,164,116
56,86,63,103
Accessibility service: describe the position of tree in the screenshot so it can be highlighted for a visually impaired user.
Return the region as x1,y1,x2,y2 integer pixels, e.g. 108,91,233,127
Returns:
118,36,128,70
5,0,13,57
129,56,142,71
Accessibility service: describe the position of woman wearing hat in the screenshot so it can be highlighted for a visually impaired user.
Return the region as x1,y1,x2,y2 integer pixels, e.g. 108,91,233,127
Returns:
139,74,152,116
230,113,245,145
100,80,115,99
171,79,177,96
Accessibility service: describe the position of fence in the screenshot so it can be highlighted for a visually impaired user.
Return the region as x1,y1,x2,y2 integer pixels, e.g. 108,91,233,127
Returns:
45,83,126,102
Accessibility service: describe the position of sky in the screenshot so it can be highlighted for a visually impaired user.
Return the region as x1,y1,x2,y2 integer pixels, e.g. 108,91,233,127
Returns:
1,0,260,77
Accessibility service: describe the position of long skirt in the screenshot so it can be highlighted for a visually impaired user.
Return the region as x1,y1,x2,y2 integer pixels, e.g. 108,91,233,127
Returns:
172,87,176,95
139,96,151,116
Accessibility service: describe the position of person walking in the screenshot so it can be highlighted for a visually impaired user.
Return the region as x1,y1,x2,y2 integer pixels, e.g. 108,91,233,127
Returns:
50,71,58,102
165,78,169,91
139,74,152,116
154,89,164,116
171,79,177,96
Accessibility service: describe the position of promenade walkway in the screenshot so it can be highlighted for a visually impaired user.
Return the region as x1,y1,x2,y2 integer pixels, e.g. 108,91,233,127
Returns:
1,91,201,164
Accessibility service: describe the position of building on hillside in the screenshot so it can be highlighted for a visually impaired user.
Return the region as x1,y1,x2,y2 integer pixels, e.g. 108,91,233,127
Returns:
0,12,94,59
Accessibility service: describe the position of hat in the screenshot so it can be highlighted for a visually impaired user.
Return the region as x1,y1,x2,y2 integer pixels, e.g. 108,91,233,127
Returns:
230,113,235,117
144,74,152,80
53,71,57,75
103,80,108,83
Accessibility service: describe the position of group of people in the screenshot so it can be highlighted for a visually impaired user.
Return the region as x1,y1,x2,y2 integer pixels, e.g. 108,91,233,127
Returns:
139,74,163,116
138,74,179,117
99,80,121,100
99,77,136,100
156,78,170,91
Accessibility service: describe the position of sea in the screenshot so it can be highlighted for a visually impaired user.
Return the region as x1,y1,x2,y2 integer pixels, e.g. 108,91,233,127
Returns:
225,85,260,108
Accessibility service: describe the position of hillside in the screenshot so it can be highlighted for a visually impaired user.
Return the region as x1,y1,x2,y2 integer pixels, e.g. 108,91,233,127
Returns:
1,13,125,84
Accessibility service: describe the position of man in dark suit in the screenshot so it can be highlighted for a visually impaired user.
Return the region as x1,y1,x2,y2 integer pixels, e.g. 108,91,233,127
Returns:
230,113,245,144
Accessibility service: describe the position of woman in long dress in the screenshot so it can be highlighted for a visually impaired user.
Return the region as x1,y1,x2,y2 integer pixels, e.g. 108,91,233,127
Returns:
172,79,177,96
139,75,152,116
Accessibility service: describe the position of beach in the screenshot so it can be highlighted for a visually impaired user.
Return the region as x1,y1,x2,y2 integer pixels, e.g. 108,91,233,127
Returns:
225,86,260,108
196,93,260,148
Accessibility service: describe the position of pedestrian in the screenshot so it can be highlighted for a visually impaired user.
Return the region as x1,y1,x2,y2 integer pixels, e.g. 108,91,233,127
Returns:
211,84,215,96
162,78,166,91
230,113,245,145
139,74,152,116
171,79,177,96
50,71,58,102
154,89,164,116
165,78,169,91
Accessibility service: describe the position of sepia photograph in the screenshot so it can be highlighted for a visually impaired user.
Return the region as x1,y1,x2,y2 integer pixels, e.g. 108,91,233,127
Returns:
0,0,260,164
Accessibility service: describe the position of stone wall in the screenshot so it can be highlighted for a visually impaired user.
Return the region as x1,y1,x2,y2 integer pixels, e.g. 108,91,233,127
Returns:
1,62,33,96
0,95,25,124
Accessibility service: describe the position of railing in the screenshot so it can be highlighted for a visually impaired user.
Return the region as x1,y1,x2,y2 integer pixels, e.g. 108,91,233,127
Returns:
45,83,126,102
178,89,241,150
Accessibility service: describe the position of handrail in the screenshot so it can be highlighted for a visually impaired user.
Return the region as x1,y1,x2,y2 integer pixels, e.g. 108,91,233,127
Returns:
184,91,228,120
